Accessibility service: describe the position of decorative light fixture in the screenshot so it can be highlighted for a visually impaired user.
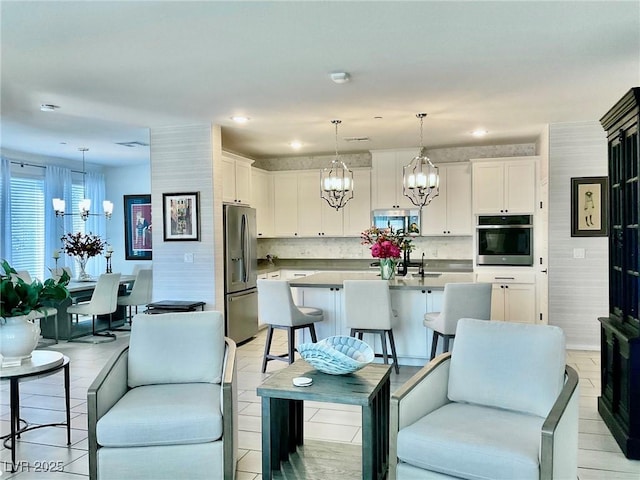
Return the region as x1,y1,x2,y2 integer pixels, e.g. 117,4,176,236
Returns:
320,120,354,210
52,148,113,221
403,113,439,209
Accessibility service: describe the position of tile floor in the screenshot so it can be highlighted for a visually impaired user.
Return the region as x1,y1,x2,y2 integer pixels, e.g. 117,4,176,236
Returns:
1,328,639,479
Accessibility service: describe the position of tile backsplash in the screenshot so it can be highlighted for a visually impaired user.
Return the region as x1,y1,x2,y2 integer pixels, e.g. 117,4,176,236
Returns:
257,236,473,261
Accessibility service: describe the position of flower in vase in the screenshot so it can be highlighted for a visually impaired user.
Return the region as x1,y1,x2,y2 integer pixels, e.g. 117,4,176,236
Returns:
360,226,414,259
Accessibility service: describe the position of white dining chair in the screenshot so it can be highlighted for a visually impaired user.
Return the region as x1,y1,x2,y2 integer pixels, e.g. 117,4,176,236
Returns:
117,268,153,323
68,273,122,343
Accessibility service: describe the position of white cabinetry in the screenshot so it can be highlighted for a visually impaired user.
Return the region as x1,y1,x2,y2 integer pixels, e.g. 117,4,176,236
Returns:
423,162,472,236
297,172,343,237
298,287,344,342
343,169,372,236
251,168,274,237
222,154,253,205
273,172,299,236
371,149,416,209
472,157,537,214
476,271,537,324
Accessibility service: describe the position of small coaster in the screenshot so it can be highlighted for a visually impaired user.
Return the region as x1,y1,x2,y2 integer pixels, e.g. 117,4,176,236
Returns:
292,376,313,387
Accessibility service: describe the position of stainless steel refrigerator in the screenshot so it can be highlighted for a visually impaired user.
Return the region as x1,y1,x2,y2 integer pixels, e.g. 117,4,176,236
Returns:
224,205,258,343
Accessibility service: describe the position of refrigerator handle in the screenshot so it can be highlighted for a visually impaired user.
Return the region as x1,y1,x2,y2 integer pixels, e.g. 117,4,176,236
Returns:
241,214,248,282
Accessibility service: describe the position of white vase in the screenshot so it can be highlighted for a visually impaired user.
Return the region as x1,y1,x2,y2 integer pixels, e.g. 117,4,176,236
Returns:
0,314,40,364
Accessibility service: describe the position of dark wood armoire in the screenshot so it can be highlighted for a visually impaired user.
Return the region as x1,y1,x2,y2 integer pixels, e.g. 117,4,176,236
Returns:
599,87,640,459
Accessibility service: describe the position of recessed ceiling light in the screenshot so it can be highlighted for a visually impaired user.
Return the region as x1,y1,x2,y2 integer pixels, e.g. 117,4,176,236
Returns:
40,104,59,112
472,129,488,137
330,72,350,84
231,116,250,124
290,141,302,150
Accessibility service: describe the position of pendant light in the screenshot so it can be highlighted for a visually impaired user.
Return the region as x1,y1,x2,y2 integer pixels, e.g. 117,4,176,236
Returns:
53,148,113,220
403,113,439,209
320,120,354,210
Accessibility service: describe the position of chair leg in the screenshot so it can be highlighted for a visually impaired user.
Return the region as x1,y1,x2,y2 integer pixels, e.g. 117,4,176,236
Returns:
287,327,295,364
443,335,451,353
430,331,439,360
387,329,400,374
261,325,274,373
309,324,318,343
380,331,389,365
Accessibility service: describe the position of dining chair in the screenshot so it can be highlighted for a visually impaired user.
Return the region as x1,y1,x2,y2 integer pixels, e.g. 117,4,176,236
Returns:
423,282,492,359
67,273,121,343
117,268,153,323
344,279,400,374
257,279,324,373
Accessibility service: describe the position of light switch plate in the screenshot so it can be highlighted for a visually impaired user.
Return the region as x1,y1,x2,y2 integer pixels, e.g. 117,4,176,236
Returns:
184,253,194,263
573,248,585,259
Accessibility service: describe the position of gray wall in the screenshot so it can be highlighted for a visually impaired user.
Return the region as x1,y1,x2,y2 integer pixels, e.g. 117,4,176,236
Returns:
548,121,608,349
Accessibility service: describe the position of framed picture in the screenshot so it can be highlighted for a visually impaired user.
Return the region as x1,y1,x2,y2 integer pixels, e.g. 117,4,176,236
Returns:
124,194,152,260
571,176,608,237
163,192,200,241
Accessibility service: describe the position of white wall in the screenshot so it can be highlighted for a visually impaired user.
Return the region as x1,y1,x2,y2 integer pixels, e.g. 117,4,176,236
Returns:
104,163,151,274
548,121,608,350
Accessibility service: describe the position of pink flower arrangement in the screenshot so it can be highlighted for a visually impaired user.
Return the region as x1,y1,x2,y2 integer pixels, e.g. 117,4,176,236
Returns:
361,227,413,259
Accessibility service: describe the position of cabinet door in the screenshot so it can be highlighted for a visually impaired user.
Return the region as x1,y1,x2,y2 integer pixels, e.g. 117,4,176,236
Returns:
297,172,322,237
222,157,236,204
504,284,536,323
395,150,420,209
472,162,505,214
343,169,372,236
389,289,429,359
372,151,400,209
422,167,447,235
235,160,252,205
273,173,299,236
446,163,472,234
299,288,339,342
252,169,274,237
504,161,535,213
490,284,506,321
321,205,344,236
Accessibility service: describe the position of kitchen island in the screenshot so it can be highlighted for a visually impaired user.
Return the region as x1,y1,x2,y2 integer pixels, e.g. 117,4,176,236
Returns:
288,271,475,366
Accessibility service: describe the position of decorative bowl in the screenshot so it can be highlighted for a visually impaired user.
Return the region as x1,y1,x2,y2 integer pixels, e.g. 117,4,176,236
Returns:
298,335,374,375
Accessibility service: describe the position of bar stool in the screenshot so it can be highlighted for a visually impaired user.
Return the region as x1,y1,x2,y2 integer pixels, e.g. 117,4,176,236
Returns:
423,282,492,360
343,279,399,374
257,279,324,373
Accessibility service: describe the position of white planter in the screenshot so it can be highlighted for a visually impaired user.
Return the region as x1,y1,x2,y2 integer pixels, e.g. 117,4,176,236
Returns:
0,313,40,365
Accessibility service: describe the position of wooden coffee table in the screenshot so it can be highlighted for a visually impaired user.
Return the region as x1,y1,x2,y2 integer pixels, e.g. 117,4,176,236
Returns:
257,360,391,480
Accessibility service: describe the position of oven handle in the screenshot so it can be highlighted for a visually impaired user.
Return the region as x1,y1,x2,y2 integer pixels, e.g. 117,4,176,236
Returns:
476,225,532,229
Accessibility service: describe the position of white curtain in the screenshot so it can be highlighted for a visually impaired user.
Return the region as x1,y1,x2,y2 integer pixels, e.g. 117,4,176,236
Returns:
45,165,73,273
0,157,12,263
84,171,107,277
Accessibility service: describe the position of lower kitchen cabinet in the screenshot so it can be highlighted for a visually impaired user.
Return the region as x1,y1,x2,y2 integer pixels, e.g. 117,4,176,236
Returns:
297,286,344,342
476,272,536,324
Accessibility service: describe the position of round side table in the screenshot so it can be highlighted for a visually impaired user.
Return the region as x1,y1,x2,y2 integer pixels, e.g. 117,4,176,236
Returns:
0,350,71,473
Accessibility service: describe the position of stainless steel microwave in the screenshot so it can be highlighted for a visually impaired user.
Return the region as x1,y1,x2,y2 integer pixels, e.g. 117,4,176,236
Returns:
372,209,420,234
476,215,533,266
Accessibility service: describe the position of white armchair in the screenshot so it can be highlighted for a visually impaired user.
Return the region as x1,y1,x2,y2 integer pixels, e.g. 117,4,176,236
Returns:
390,318,579,480
87,311,237,480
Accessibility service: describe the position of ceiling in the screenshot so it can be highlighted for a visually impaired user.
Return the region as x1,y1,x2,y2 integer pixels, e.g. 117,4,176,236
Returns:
1,1,639,167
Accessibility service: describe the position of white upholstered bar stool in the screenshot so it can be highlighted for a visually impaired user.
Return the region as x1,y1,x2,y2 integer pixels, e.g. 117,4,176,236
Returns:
117,268,153,323
68,273,122,343
343,279,400,374
257,279,324,373
424,282,492,360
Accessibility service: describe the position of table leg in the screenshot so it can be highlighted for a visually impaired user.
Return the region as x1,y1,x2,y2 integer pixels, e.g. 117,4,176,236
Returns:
10,378,18,472
362,378,391,480
262,396,281,480
64,363,71,445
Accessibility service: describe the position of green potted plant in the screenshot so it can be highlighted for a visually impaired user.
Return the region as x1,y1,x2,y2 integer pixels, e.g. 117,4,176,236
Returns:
0,260,70,364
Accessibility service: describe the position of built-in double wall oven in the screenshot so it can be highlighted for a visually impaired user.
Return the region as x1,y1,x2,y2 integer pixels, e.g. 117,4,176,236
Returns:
476,214,533,266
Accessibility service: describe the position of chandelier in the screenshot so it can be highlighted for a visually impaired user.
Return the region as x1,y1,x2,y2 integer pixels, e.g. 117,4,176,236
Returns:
52,148,113,221
320,119,354,210
403,113,439,209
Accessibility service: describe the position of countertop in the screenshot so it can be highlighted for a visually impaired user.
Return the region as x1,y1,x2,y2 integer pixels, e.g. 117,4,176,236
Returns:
287,271,475,290
257,258,473,275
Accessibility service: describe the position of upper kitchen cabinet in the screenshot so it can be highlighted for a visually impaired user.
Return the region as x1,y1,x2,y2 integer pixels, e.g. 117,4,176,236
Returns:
422,162,472,236
251,168,274,237
222,153,253,205
471,157,537,214
297,171,343,237
273,172,299,236
343,169,372,236
372,149,417,209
